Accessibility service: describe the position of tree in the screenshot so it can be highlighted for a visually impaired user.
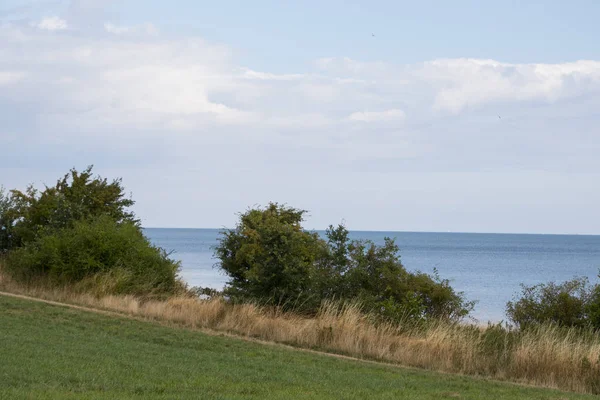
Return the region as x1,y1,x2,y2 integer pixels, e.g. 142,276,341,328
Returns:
321,226,473,321
507,277,600,329
216,203,473,321
215,203,326,308
2,167,182,297
6,215,181,297
0,186,15,253
8,166,137,248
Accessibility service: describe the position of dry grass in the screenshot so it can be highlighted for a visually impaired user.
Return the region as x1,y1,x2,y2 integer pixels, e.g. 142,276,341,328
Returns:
1,268,599,394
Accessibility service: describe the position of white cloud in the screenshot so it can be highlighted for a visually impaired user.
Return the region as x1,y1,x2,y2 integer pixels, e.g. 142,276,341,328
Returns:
316,56,600,114
104,22,158,36
1,20,600,234
242,69,304,81
0,71,25,85
33,16,68,31
0,22,599,184
348,109,405,122
423,58,600,113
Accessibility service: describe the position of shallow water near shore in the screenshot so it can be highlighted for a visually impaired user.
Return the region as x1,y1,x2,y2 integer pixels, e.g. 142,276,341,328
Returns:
145,228,600,323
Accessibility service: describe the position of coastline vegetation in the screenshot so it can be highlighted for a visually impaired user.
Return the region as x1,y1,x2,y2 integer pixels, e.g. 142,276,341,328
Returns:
1,167,600,395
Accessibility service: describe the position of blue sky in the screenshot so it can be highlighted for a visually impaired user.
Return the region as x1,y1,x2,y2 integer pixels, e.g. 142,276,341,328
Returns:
1,0,599,233
10,0,600,65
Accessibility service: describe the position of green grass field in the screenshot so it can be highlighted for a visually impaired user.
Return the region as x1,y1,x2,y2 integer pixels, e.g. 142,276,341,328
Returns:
0,294,595,400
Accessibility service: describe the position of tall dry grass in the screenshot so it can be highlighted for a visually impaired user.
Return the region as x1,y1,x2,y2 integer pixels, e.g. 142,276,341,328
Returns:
1,266,599,394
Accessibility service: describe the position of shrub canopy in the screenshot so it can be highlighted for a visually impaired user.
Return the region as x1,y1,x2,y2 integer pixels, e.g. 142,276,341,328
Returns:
3,166,136,250
215,203,326,307
0,187,14,253
0,167,181,297
507,277,600,329
216,203,473,322
6,215,181,296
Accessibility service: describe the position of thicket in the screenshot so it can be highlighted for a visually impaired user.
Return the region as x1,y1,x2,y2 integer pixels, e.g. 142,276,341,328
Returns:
215,203,473,322
0,167,181,297
507,276,600,330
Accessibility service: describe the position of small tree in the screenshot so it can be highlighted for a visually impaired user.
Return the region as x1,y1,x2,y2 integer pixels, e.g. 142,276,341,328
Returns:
216,203,473,321
9,166,136,248
6,215,181,297
0,187,15,253
321,226,473,321
215,203,326,308
506,277,600,329
2,167,182,297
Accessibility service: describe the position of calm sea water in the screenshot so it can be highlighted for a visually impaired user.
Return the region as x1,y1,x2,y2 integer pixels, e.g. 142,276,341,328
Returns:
144,228,600,323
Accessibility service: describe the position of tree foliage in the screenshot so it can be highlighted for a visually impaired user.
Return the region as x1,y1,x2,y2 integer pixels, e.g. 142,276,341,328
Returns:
6,215,181,297
0,187,15,253
5,166,136,249
215,203,473,321
215,203,326,308
321,230,473,321
1,167,181,297
507,277,600,329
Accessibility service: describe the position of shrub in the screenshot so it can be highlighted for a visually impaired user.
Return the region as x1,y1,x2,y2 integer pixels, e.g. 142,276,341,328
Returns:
2,167,183,297
321,227,473,322
7,166,136,249
0,186,15,253
216,203,473,321
215,203,326,309
506,276,600,329
6,215,181,297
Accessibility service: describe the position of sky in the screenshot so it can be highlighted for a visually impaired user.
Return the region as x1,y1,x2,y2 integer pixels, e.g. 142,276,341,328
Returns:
0,0,599,234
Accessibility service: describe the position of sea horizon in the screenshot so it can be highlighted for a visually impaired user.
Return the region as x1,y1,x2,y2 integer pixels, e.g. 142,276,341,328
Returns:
144,227,600,237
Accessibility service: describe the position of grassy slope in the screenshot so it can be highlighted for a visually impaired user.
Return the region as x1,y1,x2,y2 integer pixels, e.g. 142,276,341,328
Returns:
0,295,594,400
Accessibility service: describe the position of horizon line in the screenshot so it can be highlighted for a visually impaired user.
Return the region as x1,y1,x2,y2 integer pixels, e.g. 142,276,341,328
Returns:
142,227,600,237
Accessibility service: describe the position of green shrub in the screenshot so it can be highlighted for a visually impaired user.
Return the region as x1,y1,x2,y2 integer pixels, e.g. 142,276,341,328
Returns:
506,277,600,329
0,186,15,253
6,166,136,249
327,229,473,322
215,203,327,309
215,203,473,321
587,284,600,328
6,215,181,297
1,167,183,297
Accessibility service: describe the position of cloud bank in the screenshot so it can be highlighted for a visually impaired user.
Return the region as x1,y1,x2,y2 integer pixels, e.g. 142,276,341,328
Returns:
1,18,599,233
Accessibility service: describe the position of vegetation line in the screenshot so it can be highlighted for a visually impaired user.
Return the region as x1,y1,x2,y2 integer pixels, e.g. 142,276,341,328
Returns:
0,289,451,376
0,289,571,395
0,290,126,318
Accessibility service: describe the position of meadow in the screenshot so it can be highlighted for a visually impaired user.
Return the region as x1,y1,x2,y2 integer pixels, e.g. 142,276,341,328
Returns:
1,293,595,400
2,269,599,395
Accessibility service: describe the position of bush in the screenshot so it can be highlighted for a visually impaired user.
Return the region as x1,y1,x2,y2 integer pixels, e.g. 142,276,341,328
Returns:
1,167,182,297
6,215,181,297
6,166,136,249
215,203,473,321
215,203,326,309
0,186,15,253
506,276,600,329
321,227,473,322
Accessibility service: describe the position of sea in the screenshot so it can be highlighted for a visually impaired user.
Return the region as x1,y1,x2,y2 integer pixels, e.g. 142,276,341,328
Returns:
145,228,600,323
